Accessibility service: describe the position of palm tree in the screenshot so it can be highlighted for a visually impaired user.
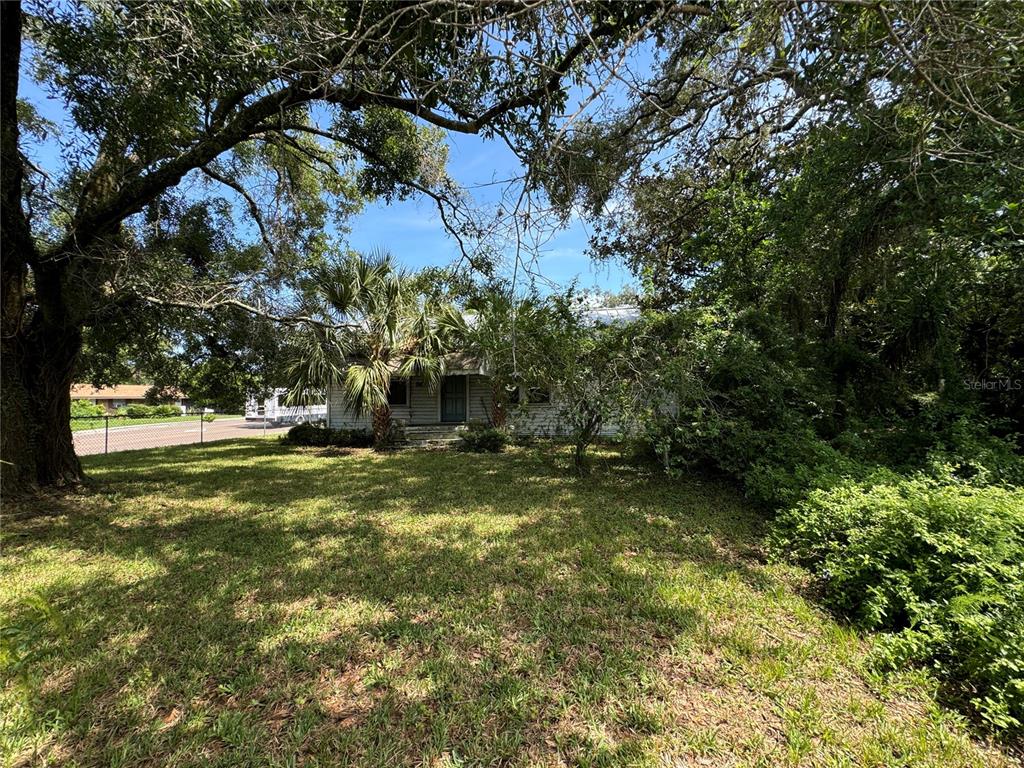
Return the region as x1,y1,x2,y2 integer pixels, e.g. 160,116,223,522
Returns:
286,250,462,448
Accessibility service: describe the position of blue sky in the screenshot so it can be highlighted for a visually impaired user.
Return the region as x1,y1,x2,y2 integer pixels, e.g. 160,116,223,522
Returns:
346,132,633,292
19,67,635,294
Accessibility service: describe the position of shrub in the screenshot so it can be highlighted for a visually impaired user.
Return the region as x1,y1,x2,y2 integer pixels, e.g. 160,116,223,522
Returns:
771,476,1024,734
646,413,869,509
458,422,508,453
286,423,324,445
286,423,373,448
124,403,182,418
740,425,874,508
70,399,104,417
845,397,1024,486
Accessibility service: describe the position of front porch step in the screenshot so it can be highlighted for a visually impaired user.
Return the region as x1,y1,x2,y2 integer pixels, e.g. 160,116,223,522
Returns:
398,424,466,448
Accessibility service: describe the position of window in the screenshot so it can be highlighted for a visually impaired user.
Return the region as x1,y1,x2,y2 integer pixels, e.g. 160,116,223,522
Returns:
276,393,287,407
387,378,408,406
506,385,551,405
527,387,551,404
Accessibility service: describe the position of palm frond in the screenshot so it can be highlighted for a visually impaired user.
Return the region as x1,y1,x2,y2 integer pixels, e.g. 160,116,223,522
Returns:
294,248,460,414
284,327,347,406
397,353,445,392
343,359,393,417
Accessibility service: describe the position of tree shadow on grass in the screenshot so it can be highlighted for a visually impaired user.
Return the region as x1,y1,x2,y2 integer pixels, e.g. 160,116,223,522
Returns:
3,442,773,767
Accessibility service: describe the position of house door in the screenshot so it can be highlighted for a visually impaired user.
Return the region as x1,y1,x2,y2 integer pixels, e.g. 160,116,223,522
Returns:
440,376,467,422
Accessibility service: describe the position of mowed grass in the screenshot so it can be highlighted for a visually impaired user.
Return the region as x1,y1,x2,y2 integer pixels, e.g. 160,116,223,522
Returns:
1,442,1015,767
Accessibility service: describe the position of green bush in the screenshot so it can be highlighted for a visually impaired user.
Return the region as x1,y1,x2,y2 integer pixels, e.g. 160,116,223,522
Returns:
740,425,874,508
458,422,508,453
285,423,372,448
844,397,1024,486
771,476,1024,734
646,413,865,509
70,399,105,417
123,404,182,418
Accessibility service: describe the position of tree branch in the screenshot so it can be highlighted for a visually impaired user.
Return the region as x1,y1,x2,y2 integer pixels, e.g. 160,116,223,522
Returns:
132,291,357,331
199,165,278,256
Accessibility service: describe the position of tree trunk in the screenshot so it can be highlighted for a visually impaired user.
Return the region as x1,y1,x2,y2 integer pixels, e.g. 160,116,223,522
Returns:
2,2,108,493
0,2,79,493
572,410,602,476
1,280,84,492
371,405,392,450
490,381,507,428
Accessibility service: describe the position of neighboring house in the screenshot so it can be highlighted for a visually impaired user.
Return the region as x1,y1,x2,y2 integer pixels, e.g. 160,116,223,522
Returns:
71,384,189,413
246,389,327,425
326,306,640,436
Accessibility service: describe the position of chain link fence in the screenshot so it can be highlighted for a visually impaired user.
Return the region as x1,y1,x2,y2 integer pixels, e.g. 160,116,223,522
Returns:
71,412,291,456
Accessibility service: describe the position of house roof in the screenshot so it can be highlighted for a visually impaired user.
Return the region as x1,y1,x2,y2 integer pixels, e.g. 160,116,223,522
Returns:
442,352,485,375
71,384,183,400
583,305,641,326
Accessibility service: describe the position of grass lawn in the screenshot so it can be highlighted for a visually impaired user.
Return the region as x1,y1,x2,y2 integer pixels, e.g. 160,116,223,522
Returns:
1,442,1015,767
70,415,241,432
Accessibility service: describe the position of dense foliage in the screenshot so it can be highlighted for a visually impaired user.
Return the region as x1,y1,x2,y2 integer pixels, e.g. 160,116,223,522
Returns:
284,423,372,449
539,0,1024,739
584,303,1024,738
616,304,1024,737
773,476,1024,734
69,400,104,418
457,422,508,454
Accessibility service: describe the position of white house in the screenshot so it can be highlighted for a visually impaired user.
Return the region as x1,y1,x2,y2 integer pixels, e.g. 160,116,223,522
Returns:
326,306,640,437
246,389,327,425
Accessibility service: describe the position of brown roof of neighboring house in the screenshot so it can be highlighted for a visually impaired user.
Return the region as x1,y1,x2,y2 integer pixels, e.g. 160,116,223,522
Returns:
71,384,183,400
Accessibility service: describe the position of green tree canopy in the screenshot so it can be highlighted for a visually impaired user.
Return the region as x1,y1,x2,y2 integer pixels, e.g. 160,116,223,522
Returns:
2,0,678,490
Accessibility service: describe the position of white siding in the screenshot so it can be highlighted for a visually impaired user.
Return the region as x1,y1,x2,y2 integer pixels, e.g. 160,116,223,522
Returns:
408,377,438,423
326,385,373,429
328,374,623,437
326,378,445,427
510,399,566,437
468,375,493,423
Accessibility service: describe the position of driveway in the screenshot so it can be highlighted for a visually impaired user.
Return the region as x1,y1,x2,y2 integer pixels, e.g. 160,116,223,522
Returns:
73,417,293,456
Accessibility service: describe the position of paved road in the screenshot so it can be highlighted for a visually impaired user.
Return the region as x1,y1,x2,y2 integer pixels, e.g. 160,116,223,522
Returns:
74,417,292,456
